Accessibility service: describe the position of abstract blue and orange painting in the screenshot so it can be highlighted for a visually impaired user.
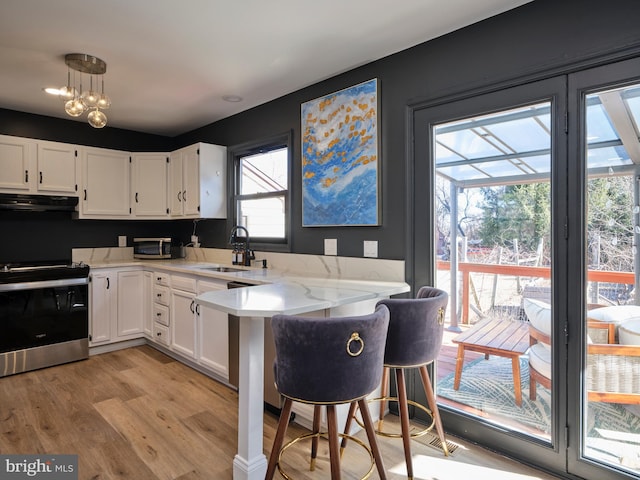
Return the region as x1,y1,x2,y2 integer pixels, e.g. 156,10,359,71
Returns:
301,78,379,226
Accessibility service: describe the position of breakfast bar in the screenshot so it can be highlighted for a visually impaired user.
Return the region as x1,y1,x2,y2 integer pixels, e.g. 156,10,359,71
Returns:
196,277,410,480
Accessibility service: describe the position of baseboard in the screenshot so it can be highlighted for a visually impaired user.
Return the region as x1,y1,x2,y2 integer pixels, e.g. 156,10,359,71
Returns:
89,338,146,356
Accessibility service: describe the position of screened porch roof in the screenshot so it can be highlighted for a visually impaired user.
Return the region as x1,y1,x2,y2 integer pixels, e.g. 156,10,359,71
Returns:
435,85,640,189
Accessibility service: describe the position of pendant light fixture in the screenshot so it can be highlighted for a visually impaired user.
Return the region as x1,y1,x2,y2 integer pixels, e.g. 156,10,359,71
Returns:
52,53,111,128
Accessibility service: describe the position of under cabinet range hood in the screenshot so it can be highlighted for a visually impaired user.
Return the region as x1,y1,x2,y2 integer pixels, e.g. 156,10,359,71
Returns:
0,193,78,212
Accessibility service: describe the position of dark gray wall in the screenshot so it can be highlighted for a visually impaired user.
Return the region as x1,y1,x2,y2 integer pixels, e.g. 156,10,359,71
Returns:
2,0,640,263
175,0,640,259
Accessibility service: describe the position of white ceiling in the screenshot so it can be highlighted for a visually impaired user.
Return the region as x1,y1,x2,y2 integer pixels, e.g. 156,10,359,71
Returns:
0,0,530,137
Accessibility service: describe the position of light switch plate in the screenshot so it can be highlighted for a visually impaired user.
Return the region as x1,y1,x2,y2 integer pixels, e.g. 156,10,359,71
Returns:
363,240,378,258
118,235,127,247
324,238,337,256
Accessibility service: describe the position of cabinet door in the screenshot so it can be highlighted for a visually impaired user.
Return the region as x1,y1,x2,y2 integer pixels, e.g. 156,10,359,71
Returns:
131,153,168,217
182,146,201,216
90,271,115,345
81,148,131,217
37,141,77,194
117,271,144,338
197,280,229,380
0,135,32,192
171,288,196,358
168,151,184,216
198,143,227,218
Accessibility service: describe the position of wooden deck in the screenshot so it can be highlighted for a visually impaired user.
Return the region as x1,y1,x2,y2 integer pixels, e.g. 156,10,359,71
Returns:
435,327,549,438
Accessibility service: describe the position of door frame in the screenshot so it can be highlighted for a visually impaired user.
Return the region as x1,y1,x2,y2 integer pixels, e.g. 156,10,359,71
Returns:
566,55,640,480
409,76,569,473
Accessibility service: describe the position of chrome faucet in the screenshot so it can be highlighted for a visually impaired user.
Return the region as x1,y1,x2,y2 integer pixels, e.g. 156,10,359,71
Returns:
229,225,254,266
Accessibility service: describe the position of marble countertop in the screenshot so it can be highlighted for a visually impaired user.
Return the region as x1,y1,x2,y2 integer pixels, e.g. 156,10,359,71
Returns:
196,276,409,316
87,259,274,285
87,258,409,317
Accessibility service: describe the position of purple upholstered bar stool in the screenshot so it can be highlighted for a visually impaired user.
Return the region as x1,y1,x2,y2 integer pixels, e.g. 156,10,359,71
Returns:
265,304,390,480
343,286,449,480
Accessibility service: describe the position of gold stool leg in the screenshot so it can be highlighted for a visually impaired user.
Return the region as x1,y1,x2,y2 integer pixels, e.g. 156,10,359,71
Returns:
340,401,358,456
419,365,449,456
358,398,388,480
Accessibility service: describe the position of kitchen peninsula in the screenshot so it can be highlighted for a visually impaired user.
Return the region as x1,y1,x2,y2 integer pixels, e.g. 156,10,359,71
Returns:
196,277,410,480
73,247,409,480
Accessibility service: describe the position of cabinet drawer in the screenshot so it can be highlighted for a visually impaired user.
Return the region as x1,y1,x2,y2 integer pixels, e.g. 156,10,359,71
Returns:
171,275,196,293
154,285,170,306
154,272,170,287
153,303,170,326
153,322,170,346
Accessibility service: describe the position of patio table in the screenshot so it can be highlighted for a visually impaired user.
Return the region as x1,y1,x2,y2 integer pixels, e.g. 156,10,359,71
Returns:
452,318,530,406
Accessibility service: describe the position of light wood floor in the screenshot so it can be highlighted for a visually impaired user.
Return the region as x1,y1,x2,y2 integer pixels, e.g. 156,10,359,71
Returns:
0,345,561,479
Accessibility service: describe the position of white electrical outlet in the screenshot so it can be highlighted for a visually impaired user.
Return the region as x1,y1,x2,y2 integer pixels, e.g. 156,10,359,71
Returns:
118,236,126,247
324,238,337,256
363,240,378,258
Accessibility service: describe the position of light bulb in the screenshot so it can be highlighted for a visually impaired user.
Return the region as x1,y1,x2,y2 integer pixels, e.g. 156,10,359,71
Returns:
64,99,85,117
81,89,99,108
96,93,111,110
88,109,107,128
58,86,77,102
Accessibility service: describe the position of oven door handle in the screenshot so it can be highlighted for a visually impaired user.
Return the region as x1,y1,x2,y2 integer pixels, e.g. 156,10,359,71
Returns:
0,277,89,292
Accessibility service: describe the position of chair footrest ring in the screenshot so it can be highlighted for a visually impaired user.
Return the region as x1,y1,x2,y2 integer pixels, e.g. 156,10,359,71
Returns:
356,396,435,439
277,431,375,480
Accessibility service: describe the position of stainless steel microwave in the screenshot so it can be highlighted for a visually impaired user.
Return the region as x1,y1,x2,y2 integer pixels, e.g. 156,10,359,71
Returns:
133,237,173,259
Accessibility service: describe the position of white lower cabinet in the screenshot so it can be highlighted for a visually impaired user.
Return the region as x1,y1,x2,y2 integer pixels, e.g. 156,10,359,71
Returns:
151,272,171,345
196,280,229,381
89,270,115,345
90,266,232,384
117,270,144,338
170,287,196,358
90,268,143,346
169,275,197,358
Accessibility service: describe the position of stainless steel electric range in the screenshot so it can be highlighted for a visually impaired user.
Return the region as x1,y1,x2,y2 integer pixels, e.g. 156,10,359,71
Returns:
0,261,90,377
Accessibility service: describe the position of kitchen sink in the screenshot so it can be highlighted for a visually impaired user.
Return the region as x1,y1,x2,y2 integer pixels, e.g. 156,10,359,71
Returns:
198,266,246,272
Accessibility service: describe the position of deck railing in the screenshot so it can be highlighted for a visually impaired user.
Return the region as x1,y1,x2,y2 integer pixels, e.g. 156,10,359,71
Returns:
437,261,635,325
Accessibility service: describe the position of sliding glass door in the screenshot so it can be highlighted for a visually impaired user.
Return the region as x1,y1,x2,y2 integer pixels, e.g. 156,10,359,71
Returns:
568,57,640,480
412,76,568,472
411,57,640,479
433,101,553,439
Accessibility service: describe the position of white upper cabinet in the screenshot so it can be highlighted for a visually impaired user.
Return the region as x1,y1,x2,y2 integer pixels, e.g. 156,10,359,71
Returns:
0,134,226,220
131,153,169,218
0,135,78,195
37,140,78,194
79,146,131,218
0,135,32,192
169,143,227,218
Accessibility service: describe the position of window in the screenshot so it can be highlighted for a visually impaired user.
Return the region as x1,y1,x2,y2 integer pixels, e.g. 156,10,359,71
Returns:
229,132,291,250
